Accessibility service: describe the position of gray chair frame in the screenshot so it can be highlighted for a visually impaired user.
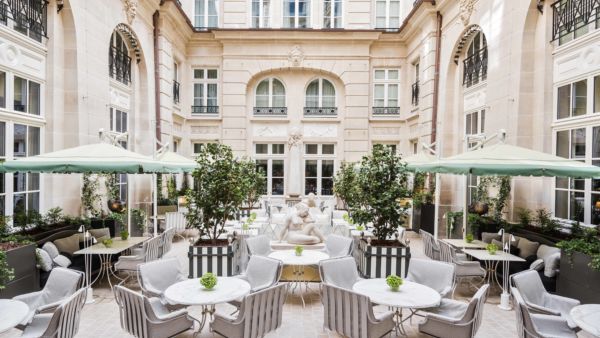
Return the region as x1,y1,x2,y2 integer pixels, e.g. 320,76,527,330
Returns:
512,288,577,338
420,230,440,260
115,235,162,285
438,240,485,297
318,256,363,290
245,234,273,256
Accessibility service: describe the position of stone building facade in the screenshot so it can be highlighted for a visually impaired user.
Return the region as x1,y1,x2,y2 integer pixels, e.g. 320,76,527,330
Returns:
1,0,597,228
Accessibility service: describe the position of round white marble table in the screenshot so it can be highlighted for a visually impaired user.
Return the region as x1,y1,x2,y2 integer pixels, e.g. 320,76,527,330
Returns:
269,250,330,307
164,277,251,335
353,279,441,336
570,304,600,337
0,299,29,333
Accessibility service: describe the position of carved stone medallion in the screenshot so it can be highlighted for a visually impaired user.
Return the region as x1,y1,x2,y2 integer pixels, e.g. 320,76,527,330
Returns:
288,45,304,67
122,0,138,24
459,0,476,26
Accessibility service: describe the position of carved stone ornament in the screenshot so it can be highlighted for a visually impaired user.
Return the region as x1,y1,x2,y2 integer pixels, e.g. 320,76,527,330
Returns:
288,45,304,67
459,0,476,26
288,127,303,149
123,0,138,24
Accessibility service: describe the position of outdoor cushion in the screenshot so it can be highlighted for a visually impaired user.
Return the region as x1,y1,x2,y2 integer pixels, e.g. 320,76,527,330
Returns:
517,237,540,259
53,255,72,268
530,258,544,271
41,242,60,259
504,233,520,246
53,234,80,255
88,228,111,241
481,232,501,243
36,248,53,272
543,252,561,278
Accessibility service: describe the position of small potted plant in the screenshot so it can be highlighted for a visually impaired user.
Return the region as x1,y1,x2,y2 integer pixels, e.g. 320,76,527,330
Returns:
486,243,498,255
120,230,129,241
102,238,113,248
386,274,403,292
242,212,257,231
295,245,304,256
465,233,474,243
200,272,217,290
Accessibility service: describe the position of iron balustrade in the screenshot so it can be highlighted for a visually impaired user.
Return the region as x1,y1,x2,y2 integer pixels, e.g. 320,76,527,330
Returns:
411,81,419,106
0,0,48,41
551,0,600,41
463,47,488,87
304,107,338,117
109,46,132,85
191,105,219,114
372,107,400,116
253,107,287,116
173,80,180,104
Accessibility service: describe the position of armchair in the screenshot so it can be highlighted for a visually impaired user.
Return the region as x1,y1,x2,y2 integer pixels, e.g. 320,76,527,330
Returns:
115,236,162,283
322,234,353,258
420,230,440,260
138,258,187,304
319,256,363,290
406,258,455,298
245,234,273,256
512,288,577,338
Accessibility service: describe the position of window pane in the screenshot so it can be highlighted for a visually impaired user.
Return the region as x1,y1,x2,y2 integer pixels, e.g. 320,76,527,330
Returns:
388,70,399,80
305,144,318,154
256,144,268,154
555,189,568,219
306,80,319,106
28,127,40,156
272,178,284,195
28,173,39,190
194,84,204,106
207,84,217,106
374,84,385,100
14,77,26,112
305,178,317,195
321,178,333,195
0,122,5,157
14,124,26,157
557,85,570,119
13,193,25,215
572,80,587,117
322,144,334,154
272,79,285,95
595,76,600,113
207,69,218,79
556,130,569,158
322,160,334,177
272,144,284,154
272,160,284,177
305,160,317,177
194,69,204,79
0,72,5,108
374,70,385,80
14,173,26,192
571,128,586,159
388,84,398,100
28,81,40,115
193,143,204,153
592,193,600,225
570,191,585,222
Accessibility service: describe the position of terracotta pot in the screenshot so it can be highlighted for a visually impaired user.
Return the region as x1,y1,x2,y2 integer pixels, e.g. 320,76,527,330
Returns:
107,200,125,213
469,202,489,215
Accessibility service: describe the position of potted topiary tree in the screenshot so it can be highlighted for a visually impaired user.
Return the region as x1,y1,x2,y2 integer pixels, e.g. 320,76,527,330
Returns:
186,143,262,277
334,145,412,278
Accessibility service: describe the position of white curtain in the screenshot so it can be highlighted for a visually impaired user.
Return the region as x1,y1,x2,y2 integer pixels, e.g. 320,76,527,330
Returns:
322,79,335,107
256,80,269,107
306,80,319,107
272,79,285,106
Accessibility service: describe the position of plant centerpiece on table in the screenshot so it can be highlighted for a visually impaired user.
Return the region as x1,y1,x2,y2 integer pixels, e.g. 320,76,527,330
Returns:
465,233,474,243
386,274,403,292
102,238,113,248
120,230,129,240
334,145,410,245
295,245,304,256
200,272,217,290
186,143,263,246
486,243,498,255
242,212,257,231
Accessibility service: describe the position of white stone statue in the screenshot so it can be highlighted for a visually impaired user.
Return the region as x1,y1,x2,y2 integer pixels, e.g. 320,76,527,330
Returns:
280,201,325,245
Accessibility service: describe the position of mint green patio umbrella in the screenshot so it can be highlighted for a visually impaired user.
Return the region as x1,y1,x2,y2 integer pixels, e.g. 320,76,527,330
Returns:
156,150,197,172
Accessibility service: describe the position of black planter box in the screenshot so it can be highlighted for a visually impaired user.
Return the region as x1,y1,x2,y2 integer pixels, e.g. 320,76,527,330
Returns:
557,250,600,304
0,243,39,298
355,240,411,278
188,242,239,278
412,204,435,233
90,218,120,238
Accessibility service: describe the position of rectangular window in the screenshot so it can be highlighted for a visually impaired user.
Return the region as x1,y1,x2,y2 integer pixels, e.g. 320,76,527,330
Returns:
193,69,218,113
252,0,270,28
375,0,400,29
304,144,335,196
109,108,128,200
13,124,41,216
410,139,418,154
255,143,285,195
373,143,397,153
557,79,588,119
594,76,600,113
465,109,485,149
195,0,218,28
13,77,41,115
373,69,400,108
283,0,310,28
0,71,5,108
323,0,342,28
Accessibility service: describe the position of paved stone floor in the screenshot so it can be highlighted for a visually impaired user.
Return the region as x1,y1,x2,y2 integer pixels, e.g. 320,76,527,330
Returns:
1,231,594,338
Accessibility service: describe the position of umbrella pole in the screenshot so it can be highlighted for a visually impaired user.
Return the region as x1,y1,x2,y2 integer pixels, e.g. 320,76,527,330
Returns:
463,174,468,240
433,173,440,240
153,173,158,236
128,174,132,234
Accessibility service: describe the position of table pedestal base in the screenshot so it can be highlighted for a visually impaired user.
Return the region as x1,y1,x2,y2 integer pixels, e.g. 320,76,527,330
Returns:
288,264,312,307
192,305,215,337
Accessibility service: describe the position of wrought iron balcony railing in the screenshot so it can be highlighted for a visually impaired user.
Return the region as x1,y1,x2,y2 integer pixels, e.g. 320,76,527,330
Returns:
411,81,419,106
463,47,488,88
551,0,600,41
0,0,48,41
372,107,400,116
173,80,180,104
109,46,132,86
254,107,287,116
191,105,219,115
304,107,337,117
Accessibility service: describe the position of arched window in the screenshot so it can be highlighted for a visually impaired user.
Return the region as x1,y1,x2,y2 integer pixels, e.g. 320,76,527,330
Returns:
463,31,487,88
256,78,286,107
305,79,335,107
109,31,131,85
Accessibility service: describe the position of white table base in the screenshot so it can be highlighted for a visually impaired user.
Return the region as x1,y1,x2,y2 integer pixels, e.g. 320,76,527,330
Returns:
288,264,314,307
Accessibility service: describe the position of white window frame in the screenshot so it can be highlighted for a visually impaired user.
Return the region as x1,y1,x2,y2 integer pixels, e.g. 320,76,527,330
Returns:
254,144,285,196
375,0,400,29
305,78,336,107
303,144,335,196
194,0,219,28
13,75,41,116
11,123,41,217
283,0,311,28
255,78,286,107
323,0,342,28
109,107,128,201
251,0,271,28
464,109,486,150
193,68,219,108
373,69,399,108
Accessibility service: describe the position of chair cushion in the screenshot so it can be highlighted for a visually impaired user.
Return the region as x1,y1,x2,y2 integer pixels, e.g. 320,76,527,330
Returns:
36,248,53,272
115,257,144,271
21,313,53,338
481,232,500,243
537,244,560,261
530,258,544,271
88,228,111,241
427,299,468,319
41,242,60,259
517,237,540,259
543,252,560,278
53,234,81,255
53,254,72,268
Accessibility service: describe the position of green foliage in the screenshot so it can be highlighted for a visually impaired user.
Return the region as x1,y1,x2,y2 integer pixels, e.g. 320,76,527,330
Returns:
103,174,121,201
386,274,403,290
486,243,498,254
465,233,474,243
200,272,217,289
13,209,43,230
517,208,532,227
412,173,434,208
239,159,266,209
43,207,64,227
0,250,14,290
534,208,561,234
120,230,129,240
179,173,190,196
333,145,410,241
0,215,10,238
167,176,178,200
294,245,304,256
102,238,113,247
130,209,147,231
106,212,126,225
186,144,262,242
333,162,360,210
475,176,511,221
82,173,101,217
557,228,600,271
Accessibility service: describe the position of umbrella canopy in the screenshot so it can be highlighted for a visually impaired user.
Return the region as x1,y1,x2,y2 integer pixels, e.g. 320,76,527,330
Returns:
404,152,438,172
0,143,169,173
413,143,600,178
156,151,197,173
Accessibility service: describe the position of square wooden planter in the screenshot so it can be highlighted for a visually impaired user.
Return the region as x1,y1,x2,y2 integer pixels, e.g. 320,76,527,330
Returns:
355,240,411,278
188,242,240,278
